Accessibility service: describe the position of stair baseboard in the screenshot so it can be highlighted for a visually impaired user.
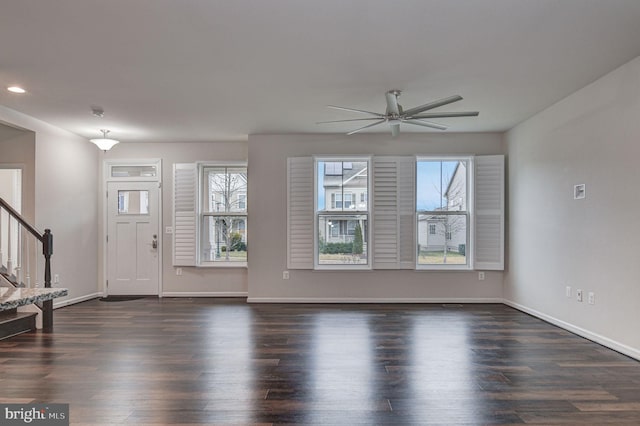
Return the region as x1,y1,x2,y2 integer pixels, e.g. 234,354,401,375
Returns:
0,310,37,340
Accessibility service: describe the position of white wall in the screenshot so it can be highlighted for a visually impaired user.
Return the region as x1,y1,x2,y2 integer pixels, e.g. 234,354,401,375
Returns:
0,106,99,306
505,55,640,359
248,133,504,302
0,128,35,221
102,141,248,295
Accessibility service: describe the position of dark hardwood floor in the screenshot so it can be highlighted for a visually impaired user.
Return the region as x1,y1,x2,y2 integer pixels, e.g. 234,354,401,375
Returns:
1,298,640,425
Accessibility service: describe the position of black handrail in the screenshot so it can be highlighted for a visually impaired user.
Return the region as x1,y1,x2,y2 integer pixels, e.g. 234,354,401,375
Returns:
0,197,45,243
0,196,54,328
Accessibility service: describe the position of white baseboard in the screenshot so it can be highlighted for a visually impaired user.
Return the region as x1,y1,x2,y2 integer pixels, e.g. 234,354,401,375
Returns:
503,299,640,361
247,297,503,304
161,292,248,298
53,292,102,309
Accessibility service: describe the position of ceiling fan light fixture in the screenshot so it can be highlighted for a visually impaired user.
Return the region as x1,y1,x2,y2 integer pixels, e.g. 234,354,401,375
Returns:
90,129,119,151
319,90,479,136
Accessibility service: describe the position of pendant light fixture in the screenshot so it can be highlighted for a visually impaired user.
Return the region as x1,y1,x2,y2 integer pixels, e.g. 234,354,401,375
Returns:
90,129,119,151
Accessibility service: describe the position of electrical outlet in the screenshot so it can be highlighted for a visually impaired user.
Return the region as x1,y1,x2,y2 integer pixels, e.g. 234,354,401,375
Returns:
176,267,182,276
282,271,290,280
54,274,60,284
566,286,571,298
478,272,485,281
588,292,595,305
576,289,583,302
165,226,173,234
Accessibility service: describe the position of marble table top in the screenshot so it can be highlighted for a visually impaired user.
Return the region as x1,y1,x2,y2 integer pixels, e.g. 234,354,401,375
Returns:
0,287,68,311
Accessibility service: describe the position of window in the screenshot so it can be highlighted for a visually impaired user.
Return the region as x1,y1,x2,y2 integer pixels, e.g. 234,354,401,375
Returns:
330,192,355,209
332,193,342,209
316,159,369,267
200,166,247,265
237,193,246,210
287,155,503,272
416,158,470,269
118,190,149,215
111,165,157,178
343,192,354,209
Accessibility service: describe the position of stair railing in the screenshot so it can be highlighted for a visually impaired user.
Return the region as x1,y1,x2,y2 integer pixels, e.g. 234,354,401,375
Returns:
0,196,54,328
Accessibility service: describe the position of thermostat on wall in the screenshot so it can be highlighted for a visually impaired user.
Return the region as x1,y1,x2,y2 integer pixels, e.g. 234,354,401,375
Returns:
574,184,586,200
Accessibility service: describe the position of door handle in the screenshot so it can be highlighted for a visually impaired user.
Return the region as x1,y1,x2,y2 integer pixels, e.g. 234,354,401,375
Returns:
152,234,158,249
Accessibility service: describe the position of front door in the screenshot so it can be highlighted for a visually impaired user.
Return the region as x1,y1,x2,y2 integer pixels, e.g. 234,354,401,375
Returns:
107,181,160,295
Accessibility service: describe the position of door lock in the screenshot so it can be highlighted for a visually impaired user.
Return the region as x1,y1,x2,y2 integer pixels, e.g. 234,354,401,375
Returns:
152,234,158,249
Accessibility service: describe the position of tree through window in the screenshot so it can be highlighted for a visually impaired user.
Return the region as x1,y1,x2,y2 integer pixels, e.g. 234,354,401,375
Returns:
201,166,247,264
416,159,469,267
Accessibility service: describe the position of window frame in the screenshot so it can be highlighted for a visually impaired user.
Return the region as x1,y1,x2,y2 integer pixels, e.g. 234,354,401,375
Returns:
199,162,248,268
314,156,372,270
416,156,474,271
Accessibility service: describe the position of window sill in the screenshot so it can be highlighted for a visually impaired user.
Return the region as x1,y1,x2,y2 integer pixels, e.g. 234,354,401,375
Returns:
198,262,248,269
415,265,472,271
313,266,372,271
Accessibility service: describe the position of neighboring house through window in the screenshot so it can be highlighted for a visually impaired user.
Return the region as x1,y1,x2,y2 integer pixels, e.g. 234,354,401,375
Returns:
417,158,470,269
316,158,369,268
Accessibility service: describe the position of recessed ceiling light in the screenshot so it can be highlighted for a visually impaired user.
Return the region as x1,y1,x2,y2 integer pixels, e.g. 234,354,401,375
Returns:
7,86,26,94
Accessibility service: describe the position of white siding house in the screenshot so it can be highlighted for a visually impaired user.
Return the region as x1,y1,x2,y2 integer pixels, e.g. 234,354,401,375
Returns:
320,161,368,245
418,161,467,254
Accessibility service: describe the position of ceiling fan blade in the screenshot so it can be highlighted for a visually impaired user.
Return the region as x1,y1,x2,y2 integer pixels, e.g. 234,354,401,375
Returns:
347,119,386,135
316,118,386,124
327,105,385,117
402,119,448,131
385,90,401,115
408,111,479,119
401,95,463,118
390,123,400,137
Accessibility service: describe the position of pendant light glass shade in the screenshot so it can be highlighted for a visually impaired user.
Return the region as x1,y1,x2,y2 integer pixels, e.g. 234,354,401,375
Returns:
90,129,119,151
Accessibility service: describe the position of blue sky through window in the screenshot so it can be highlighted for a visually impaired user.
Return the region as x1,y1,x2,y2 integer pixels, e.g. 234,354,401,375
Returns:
317,162,326,210
416,161,459,211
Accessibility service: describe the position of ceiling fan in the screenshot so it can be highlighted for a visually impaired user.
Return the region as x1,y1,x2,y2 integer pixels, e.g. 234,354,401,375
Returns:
317,90,479,136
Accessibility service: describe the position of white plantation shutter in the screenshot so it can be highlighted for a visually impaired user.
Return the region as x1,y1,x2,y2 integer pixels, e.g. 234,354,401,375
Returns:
173,163,198,266
287,157,314,269
373,157,415,269
474,155,505,270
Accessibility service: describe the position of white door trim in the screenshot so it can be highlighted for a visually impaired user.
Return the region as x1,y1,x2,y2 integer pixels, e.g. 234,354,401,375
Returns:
102,159,162,297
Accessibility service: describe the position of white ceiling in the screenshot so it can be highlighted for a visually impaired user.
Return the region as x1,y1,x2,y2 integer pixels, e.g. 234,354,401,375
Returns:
2,0,640,143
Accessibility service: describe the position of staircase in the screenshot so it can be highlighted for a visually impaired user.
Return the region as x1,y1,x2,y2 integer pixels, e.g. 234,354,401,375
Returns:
1,196,67,340
1,264,23,287
0,308,36,339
